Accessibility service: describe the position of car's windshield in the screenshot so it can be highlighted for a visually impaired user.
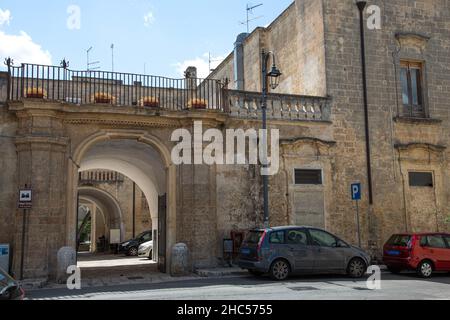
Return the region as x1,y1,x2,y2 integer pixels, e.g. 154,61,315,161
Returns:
135,232,146,239
136,232,152,241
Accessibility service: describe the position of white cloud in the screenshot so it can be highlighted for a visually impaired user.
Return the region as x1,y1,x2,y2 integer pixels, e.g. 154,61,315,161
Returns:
174,53,226,79
144,11,154,27
0,8,12,26
0,30,52,65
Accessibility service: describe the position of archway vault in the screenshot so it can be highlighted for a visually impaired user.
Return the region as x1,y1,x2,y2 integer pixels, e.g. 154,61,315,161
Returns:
67,129,176,273
78,186,125,242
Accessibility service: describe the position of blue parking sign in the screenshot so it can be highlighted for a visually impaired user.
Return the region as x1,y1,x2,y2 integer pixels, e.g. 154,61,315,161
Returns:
351,183,361,201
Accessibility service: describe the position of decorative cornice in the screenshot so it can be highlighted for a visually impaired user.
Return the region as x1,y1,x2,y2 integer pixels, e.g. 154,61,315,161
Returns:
395,32,430,42
15,135,69,153
395,32,430,50
394,142,446,153
63,117,181,128
280,137,336,148
394,116,442,125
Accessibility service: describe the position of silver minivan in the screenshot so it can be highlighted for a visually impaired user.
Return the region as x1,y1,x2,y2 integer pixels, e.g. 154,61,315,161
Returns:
238,226,371,280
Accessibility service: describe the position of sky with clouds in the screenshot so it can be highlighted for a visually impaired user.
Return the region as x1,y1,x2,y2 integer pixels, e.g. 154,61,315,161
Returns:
0,1,293,78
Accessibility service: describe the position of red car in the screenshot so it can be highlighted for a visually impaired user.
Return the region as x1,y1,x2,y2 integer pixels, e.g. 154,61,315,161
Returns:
383,233,450,278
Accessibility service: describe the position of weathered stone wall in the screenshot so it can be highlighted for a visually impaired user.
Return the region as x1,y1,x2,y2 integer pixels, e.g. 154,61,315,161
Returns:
294,0,327,96
208,2,327,96
0,106,17,247
211,0,450,259
11,106,68,279
321,0,450,254
242,29,265,92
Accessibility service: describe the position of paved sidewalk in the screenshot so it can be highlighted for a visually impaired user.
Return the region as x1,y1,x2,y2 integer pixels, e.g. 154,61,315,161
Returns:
20,254,388,292
195,267,248,277
21,255,247,291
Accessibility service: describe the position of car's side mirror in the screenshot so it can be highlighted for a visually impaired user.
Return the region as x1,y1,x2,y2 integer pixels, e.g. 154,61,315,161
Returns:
335,241,347,248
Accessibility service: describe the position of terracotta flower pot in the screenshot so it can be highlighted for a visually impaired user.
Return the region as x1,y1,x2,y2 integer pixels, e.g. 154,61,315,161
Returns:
92,93,116,104
140,97,160,108
144,101,159,108
188,98,208,110
95,98,112,104
27,93,44,99
25,88,46,99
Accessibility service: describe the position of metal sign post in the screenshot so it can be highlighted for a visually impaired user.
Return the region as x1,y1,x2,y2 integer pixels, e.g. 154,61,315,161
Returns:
351,183,362,248
18,186,32,280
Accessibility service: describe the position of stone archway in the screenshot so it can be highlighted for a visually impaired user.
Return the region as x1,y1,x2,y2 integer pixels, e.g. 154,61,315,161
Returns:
67,130,176,273
78,186,126,245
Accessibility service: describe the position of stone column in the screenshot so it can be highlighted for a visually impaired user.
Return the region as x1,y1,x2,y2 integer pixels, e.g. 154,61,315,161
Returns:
12,105,69,280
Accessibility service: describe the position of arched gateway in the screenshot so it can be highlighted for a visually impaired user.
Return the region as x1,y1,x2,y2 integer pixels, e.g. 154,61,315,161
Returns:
68,130,176,273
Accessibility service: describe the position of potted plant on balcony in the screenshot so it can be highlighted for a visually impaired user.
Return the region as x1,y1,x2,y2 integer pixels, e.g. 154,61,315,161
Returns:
25,87,47,99
139,96,160,108
187,98,208,110
92,92,116,104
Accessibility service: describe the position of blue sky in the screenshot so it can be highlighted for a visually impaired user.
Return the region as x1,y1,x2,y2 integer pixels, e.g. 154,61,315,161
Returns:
0,0,293,78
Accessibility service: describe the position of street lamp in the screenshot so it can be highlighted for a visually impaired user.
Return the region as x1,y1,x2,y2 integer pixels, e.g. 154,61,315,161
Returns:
261,49,282,228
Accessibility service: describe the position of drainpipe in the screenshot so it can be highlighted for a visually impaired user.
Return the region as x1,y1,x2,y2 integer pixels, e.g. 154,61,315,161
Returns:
356,1,374,205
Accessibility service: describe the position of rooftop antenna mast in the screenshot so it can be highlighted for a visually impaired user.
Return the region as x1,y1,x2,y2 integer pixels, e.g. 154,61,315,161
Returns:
240,3,263,33
86,46,100,72
111,44,114,72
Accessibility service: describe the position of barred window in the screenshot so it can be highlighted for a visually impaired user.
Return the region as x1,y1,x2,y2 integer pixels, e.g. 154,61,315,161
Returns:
294,169,322,185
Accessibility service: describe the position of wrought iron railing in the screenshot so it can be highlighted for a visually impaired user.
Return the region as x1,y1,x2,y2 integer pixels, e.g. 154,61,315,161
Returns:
4,60,332,122
224,89,331,121
6,61,225,111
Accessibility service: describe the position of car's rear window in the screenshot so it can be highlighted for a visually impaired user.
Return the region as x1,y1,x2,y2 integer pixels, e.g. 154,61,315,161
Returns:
243,231,264,244
387,235,411,247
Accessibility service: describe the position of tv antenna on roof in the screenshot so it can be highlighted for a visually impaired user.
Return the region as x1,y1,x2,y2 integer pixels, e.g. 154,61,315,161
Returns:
86,46,100,72
111,43,114,72
239,3,263,33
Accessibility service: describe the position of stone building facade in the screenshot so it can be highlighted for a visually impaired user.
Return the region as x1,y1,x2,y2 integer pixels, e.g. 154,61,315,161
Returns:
0,0,449,280
211,0,450,251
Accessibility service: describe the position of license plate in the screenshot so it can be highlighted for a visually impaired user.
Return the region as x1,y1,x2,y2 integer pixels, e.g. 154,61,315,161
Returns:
387,250,400,256
241,248,251,255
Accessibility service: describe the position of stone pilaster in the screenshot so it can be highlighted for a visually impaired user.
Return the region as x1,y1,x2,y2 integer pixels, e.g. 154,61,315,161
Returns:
12,105,69,280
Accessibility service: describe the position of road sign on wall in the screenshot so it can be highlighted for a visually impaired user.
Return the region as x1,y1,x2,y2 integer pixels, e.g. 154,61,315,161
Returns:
18,189,32,209
351,183,361,201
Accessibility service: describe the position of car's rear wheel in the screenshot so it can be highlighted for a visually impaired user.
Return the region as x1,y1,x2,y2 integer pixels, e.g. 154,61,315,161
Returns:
417,260,433,278
347,258,367,278
270,259,290,281
127,247,138,256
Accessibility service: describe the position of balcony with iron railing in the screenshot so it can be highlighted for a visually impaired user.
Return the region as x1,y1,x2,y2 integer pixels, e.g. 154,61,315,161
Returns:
3,60,332,122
